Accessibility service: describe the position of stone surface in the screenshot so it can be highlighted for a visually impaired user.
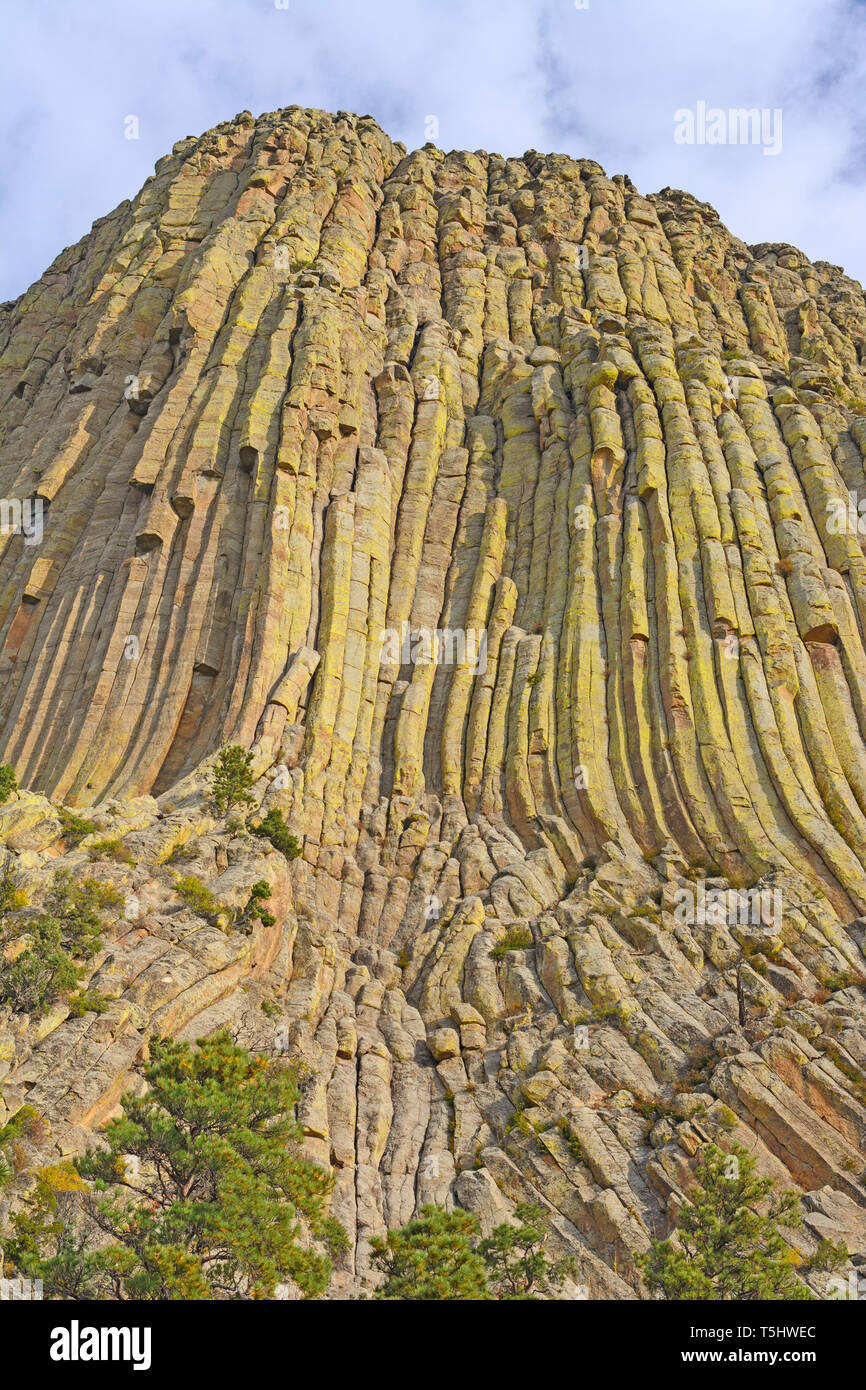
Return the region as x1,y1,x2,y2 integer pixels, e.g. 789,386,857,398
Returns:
1,106,865,1297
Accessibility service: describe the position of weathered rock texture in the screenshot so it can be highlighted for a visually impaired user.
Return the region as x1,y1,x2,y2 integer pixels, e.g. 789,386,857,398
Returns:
1,106,866,1296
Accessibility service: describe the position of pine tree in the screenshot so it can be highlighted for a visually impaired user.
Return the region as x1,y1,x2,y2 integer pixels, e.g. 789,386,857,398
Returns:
478,1202,577,1298
6,1032,346,1299
371,1200,576,1300
0,872,120,1015
208,745,256,817
251,808,302,859
371,1205,488,1300
637,1142,813,1299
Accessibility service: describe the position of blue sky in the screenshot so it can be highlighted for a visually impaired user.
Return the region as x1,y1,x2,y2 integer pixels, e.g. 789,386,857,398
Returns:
1,0,864,301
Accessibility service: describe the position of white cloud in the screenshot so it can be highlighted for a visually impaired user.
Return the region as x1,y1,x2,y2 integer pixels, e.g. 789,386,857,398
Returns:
0,0,864,299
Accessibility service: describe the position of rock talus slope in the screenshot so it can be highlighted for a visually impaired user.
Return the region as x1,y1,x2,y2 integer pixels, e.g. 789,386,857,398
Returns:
1,106,866,1295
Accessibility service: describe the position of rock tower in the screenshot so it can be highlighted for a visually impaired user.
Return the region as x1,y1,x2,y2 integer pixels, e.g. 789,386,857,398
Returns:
1,107,865,1294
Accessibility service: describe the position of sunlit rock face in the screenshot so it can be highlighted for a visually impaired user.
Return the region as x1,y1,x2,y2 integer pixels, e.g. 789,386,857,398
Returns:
1,106,865,1296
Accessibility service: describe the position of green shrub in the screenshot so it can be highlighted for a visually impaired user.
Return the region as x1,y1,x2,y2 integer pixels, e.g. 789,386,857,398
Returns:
67,988,115,1018
1,919,82,1014
591,1002,622,1024
556,1118,589,1162
242,880,276,930
250,808,301,859
0,871,28,914
88,837,136,865
57,808,98,847
489,925,533,961
0,1105,45,1146
173,875,218,917
159,837,198,865
504,1104,534,1138
0,1105,46,1189
822,968,866,993
0,764,17,805
0,872,120,1016
810,1237,850,1272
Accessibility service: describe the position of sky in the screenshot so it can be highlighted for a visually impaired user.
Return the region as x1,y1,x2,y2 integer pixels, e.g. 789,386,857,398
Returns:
1,0,865,302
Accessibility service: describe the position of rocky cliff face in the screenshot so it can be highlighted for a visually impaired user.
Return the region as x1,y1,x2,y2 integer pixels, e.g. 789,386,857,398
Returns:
1,105,865,1296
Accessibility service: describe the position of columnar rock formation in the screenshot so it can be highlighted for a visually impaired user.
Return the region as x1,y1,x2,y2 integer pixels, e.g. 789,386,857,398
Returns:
1,106,865,1295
